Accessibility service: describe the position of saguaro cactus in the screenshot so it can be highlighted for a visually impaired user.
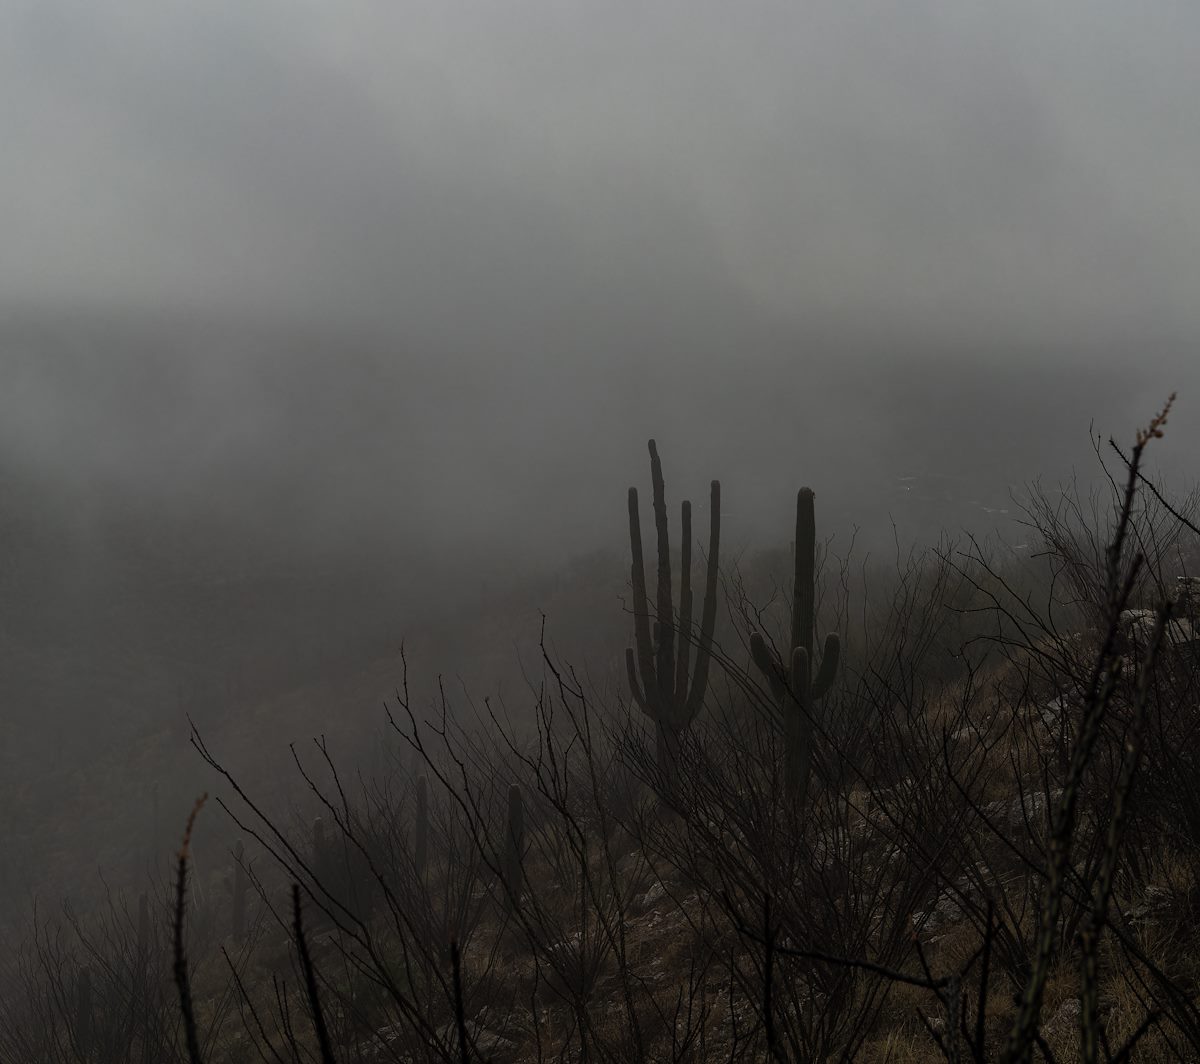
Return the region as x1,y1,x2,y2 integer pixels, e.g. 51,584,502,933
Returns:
750,488,840,800
626,439,721,784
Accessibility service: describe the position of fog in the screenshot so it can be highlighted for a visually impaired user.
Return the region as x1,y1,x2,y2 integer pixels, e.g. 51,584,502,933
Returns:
5,2,1199,549
1,1,1199,903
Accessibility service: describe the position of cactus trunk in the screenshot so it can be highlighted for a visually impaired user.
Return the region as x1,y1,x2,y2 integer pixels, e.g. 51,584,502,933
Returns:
750,488,840,806
626,439,721,801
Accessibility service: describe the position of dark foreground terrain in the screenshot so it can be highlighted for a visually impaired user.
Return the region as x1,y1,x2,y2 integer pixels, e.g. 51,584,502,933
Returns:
4,409,1200,1063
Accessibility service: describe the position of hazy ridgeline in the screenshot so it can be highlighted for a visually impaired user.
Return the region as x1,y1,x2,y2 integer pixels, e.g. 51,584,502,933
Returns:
0,312,1192,911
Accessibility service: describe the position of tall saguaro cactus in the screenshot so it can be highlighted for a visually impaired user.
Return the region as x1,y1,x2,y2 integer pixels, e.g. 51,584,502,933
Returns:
626,439,721,784
750,488,840,800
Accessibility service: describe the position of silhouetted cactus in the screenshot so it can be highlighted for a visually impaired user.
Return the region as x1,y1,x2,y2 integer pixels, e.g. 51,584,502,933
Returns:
750,488,840,800
625,439,721,784
312,814,373,924
503,784,524,908
414,774,429,879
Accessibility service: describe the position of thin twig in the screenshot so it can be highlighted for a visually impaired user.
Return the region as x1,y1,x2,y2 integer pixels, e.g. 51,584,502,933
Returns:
174,794,207,1064
292,885,337,1064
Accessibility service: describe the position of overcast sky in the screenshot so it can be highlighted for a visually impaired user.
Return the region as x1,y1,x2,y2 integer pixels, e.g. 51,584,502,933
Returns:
1,1,1198,565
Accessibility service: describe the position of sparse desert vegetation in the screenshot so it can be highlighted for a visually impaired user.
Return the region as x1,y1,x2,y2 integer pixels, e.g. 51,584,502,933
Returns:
6,1,1200,1058
6,406,1200,1063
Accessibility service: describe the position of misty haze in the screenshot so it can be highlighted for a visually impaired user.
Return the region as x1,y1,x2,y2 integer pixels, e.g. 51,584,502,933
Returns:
2,3,1200,1061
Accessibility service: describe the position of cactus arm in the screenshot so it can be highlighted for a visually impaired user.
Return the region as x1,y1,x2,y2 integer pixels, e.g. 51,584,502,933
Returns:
793,488,816,663
628,486,657,711
812,632,841,700
674,499,694,706
684,479,721,723
626,648,652,715
626,444,721,772
648,440,676,707
749,631,775,674
750,631,788,701
749,486,840,791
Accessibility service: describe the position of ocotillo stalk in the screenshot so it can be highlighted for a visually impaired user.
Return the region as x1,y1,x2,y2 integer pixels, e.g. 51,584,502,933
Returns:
750,488,840,800
626,439,721,785
232,840,247,942
503,784,524,908
414,775,429,879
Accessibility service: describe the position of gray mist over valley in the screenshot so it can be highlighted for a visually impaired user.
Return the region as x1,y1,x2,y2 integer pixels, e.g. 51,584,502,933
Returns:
1,0,1198,919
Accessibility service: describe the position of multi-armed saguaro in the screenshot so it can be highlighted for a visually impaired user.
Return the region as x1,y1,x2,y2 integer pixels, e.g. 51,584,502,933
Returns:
750,488,840,801
626,439,721,783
